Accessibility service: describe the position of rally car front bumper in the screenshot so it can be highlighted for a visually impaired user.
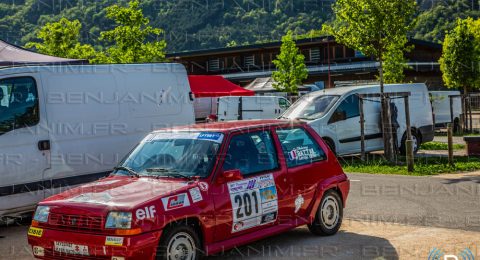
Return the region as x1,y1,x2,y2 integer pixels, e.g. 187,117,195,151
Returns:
27,227,162,260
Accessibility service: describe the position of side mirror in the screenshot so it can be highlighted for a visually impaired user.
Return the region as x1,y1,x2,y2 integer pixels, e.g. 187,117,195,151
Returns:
217,169,243,184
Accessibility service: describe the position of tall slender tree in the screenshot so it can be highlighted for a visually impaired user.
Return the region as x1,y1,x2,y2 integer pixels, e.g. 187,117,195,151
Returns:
323,0,417,162
439,18,480,94
272,31,308,94
323,0,417,90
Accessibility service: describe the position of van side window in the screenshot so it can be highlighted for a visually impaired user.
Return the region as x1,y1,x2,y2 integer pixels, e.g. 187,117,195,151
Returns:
279,98,290,110
0,77,39,135
328,94,359,124
223,131,278,176
276,128,326,168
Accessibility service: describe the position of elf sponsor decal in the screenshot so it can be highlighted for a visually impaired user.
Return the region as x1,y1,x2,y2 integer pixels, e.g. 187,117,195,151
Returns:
162,193,190,211
136,205,156,220
189,187,203,203
288,146,319,161
105,236,124,246
227,174,278,233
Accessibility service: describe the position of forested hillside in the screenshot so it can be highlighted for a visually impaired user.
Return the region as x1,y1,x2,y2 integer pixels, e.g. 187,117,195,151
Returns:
0,0,478,52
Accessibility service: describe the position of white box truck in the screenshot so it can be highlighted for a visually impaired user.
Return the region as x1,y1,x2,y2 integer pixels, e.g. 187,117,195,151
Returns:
216,96,291,121
281,83,435,156
0,63,194,217
430,91,462,130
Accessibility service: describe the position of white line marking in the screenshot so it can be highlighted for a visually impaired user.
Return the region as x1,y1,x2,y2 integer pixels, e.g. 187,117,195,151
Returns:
350,180,361,182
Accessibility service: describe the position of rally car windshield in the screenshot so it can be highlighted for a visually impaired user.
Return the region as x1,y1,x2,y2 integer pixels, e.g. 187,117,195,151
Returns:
115,132,223,178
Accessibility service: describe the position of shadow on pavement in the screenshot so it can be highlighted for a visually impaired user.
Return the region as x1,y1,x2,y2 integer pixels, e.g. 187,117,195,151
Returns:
207,227,398,260
439,174,480,184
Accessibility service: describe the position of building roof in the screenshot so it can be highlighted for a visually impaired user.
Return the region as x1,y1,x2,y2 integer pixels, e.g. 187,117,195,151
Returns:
244,77,314,93
0,40,86,66
167,36,441,59
188,75,254,97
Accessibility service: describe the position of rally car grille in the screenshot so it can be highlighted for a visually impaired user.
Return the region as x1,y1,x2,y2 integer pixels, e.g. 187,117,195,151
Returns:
47,213,104,232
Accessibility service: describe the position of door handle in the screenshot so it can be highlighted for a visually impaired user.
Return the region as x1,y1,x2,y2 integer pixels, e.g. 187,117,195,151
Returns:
38,140,50,151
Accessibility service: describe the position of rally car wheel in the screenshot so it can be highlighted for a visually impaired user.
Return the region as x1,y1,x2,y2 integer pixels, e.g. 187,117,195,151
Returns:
156,225,203,260
308,190,343,236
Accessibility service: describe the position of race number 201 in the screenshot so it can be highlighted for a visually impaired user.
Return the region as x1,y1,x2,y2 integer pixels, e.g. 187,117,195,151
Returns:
227,174,278,233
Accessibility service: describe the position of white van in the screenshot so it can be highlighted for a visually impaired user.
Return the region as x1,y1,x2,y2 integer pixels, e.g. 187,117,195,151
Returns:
281,84,435,156
216,96,291,121
430,91,462,130
0,63,194,217
193,97,218,122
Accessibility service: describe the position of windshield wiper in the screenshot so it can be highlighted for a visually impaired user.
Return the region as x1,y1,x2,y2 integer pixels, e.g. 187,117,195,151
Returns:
113,166,140,177
145,168,193,180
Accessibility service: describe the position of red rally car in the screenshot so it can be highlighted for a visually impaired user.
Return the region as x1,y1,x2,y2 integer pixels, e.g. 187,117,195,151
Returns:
28,120,350,260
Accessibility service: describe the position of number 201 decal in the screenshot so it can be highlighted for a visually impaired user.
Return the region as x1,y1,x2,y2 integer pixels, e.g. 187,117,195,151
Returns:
227,174,278,233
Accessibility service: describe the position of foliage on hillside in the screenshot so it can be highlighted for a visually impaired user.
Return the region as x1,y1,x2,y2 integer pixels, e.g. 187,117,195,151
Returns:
0,0,479,52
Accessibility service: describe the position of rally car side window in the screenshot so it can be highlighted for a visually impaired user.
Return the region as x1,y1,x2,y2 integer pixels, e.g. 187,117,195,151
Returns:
276,128,326,168
223,131,278,176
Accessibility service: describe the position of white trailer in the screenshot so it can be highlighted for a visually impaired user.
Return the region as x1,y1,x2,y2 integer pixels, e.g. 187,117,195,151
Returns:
216,96,291,121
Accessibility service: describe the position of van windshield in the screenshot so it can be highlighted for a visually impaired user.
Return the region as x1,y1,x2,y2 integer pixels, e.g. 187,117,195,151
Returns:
115,132,223,178
281,95,339,120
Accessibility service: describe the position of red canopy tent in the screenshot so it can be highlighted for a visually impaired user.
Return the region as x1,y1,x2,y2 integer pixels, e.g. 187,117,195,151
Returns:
188,75,254,98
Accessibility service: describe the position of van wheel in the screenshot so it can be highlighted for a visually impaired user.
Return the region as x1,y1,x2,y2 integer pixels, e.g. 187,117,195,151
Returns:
323,138,336,155
308,190,343,236
156,224,203,260
400,130,420,155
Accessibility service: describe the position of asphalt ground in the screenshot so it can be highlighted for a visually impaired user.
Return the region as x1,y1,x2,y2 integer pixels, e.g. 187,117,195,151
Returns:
1,172,479,259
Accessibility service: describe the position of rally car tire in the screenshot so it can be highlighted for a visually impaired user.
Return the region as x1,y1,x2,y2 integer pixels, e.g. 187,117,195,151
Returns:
308,190,343,236
156,224,203,260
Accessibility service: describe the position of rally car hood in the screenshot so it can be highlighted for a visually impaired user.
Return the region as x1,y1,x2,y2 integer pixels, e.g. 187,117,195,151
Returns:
42,175,192,210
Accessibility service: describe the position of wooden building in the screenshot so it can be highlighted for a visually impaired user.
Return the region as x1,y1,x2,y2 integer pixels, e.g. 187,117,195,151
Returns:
167,36,443,89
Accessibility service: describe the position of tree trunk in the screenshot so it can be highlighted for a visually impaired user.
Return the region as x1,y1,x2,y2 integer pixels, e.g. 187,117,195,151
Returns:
379,59,396,163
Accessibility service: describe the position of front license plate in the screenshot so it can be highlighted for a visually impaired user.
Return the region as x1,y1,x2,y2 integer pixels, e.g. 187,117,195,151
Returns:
54,241,89,256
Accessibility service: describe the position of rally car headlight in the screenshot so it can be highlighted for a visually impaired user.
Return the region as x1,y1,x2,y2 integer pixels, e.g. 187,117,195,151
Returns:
105,212,132,229
33,206,50,223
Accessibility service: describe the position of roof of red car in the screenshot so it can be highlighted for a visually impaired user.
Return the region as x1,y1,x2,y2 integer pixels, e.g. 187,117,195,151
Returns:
157,119,305,133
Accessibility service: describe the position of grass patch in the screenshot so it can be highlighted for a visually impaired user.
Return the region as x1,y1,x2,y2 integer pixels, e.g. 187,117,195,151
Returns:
341,156,480,176
420,141,465,150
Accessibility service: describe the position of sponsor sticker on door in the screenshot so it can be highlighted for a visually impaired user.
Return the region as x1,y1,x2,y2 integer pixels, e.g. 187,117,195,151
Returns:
162,193,190,211
227,174,278,233
189,187,203,203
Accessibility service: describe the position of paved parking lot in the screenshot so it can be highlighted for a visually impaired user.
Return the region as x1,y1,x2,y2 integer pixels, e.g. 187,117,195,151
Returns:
1,171,480,259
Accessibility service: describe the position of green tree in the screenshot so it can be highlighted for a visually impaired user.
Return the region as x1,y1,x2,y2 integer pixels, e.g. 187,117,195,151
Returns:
25,18,97,60
99,0,167,63
323,0,417,90
272,31,308,94
323,0,416,162
439,18,480,94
